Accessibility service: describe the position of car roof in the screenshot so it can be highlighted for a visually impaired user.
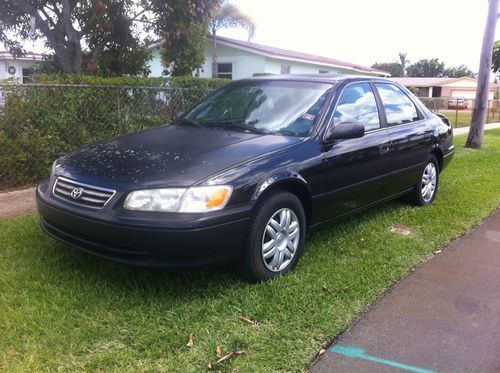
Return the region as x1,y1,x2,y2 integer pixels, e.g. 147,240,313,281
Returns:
244,74,394,85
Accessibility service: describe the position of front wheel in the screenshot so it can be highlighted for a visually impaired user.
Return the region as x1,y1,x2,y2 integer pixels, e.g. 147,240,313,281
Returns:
238,191,306,282
408,155,439,206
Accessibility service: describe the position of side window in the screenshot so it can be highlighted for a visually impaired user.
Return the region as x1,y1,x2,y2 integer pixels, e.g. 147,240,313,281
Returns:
375,84,419,125
333,83,380,131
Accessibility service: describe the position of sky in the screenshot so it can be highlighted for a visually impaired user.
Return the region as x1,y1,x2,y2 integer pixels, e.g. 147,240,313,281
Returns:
217,0,500,73
18,0,498,73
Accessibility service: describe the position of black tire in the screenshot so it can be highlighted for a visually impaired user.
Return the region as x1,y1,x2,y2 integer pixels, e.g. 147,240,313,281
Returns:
407,154,439,206
238,190,307,282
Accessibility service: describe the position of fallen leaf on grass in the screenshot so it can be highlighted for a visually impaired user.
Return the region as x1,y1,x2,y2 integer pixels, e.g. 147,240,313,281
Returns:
186,333,194,347
6,349,20,356
216,345,223,358
238,316,258,325
216,351,246,363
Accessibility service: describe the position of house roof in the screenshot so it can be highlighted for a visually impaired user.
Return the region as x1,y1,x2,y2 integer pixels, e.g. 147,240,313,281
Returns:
0,51,44,61
388,76,477,87
209,36,389,76
148,36,389,76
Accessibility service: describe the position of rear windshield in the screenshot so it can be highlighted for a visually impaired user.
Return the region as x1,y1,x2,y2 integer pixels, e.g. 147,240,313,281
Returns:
183,80,333,136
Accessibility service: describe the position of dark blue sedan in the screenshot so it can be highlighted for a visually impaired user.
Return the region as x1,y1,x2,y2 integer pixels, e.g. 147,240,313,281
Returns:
37,75,454,281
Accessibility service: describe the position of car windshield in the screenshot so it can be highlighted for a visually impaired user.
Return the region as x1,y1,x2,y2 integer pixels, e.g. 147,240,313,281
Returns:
182,80,333,136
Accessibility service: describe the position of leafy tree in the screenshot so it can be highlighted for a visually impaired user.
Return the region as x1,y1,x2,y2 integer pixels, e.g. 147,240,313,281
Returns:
0,0,218,76
371,62,403,77
209,1,256,78
151,0,220,77
443,65,476,78
371,52,408,77
492,40,500,73
0,0,149,74
407,58,445,77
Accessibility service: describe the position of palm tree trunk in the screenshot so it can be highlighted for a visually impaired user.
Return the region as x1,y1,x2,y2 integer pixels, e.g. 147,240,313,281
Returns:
465,0,499,148
211,31,218,79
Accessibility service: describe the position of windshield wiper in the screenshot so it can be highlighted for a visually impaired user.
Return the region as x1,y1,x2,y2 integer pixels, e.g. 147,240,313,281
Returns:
178,118,204,129
205,120,266,135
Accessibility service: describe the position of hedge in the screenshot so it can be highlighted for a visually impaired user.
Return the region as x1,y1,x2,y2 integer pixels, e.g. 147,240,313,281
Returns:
32,73,230,89
0,76,230,189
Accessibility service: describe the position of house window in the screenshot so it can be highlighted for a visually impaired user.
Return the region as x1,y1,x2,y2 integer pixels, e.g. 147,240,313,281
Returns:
217,63,232,80
281,64,291,74
22,68,34,84
319,70,329,74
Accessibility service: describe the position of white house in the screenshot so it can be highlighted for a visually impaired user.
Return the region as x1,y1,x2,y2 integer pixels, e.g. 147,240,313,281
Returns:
389,77,495,100
148,35,389,79
0,51,44,83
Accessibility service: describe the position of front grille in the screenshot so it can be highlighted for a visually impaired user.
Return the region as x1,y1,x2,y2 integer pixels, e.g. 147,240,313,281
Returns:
53,177,115,209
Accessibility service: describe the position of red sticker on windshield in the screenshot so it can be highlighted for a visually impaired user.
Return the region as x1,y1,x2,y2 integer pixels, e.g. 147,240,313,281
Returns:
303,113,315,120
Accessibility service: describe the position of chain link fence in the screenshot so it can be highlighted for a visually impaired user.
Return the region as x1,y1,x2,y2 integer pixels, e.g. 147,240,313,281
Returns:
418,96,500,128
0,84,212,190
2,84,499,191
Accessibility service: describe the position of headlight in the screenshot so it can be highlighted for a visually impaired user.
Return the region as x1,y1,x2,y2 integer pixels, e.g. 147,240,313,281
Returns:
123,185,232,213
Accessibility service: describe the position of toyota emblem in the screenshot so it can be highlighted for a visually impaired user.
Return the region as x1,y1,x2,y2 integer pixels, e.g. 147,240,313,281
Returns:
70,188,83,199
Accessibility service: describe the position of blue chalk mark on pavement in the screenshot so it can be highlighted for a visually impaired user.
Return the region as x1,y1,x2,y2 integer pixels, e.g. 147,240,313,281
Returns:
329,345,436,373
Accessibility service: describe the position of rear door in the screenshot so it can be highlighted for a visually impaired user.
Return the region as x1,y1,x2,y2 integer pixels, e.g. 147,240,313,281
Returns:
373,83,434,194
320,82,392,220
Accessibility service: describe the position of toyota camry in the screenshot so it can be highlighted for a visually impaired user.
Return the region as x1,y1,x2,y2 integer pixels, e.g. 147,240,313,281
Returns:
36,75,454,281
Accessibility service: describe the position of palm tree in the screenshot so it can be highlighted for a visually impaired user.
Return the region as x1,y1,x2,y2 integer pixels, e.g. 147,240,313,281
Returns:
398,53,409,76
209,2,256,78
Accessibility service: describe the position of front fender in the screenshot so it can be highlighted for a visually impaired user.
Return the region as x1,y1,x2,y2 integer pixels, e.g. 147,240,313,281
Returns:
252,172,309,201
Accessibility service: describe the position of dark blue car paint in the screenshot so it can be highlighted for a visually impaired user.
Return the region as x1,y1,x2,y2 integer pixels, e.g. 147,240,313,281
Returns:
36,75,454,267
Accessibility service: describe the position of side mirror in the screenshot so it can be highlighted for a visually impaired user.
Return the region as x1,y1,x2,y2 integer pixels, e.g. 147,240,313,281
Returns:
325,122,365,141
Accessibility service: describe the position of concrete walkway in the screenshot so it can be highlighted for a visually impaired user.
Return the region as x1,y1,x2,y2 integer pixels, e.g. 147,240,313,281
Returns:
311,211,500,373
0,187,36,219
453,122,500,136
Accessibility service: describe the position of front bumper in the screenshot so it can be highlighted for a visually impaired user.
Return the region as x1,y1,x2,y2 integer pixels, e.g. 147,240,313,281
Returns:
37,177,252,268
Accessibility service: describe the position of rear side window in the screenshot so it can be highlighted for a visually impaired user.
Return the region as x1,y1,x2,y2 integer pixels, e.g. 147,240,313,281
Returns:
375,83,419,125
333,83,380,131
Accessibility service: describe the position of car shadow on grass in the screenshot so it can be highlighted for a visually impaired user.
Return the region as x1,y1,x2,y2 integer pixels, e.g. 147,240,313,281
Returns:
33,198,408,302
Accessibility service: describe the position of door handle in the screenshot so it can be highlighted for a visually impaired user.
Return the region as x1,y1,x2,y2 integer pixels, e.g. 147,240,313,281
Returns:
380,144,391,153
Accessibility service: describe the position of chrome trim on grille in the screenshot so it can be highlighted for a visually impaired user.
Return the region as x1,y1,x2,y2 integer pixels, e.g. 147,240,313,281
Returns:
52,176,116,209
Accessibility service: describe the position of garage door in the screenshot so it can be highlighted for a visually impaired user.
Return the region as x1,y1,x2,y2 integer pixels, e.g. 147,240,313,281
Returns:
450,90,475,99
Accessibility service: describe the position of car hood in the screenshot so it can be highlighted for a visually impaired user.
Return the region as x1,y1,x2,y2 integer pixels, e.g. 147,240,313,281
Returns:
56,124,301,189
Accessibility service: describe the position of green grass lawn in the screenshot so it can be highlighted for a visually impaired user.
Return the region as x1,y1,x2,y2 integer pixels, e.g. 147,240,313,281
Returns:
440,109,500,128
1,130,500,372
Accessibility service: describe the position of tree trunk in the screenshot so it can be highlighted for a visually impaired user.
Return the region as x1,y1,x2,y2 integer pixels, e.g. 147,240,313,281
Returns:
465,0,499,148
211,31,218,79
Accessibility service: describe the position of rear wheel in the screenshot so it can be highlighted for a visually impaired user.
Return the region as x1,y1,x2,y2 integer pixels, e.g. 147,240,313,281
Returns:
408,155,439,206
238,191,306,282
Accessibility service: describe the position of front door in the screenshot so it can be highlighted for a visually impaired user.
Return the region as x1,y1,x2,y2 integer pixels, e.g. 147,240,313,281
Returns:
320,82,392,220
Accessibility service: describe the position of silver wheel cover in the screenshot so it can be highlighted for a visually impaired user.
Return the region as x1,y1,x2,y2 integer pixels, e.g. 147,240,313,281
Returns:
421,162,437,202
261,208,300,272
